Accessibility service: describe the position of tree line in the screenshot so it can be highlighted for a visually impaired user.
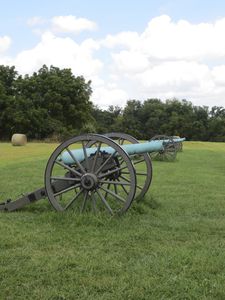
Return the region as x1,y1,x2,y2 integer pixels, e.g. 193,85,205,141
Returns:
0,65,225,142
93,100,225,141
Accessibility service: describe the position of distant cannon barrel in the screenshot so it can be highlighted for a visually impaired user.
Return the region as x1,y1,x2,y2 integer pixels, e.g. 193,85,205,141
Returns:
60,138,186,165
157,137,185,144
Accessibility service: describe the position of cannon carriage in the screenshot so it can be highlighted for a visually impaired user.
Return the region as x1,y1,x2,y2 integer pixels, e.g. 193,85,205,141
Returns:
0,133,185,215
150,135,177,161
150,135,185,161
172,136,183,152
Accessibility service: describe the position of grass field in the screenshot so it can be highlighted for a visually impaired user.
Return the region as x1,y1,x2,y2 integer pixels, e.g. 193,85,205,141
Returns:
0,141,225,299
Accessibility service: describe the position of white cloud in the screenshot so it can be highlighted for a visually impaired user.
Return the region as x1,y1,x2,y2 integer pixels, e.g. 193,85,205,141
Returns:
2,14,225,108
129,61,216,106
0,36,11,53
51,15,97,34
27,16,46,27
106,15,225,61
135,61,213,91
101,15,225,107
212,65,225,85
92,85,128,108
138,15,225,60
11,32,102,79
111,51,149,73
103,31,139,49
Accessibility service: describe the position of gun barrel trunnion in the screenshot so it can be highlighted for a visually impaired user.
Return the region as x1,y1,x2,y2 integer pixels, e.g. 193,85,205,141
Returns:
0,133,185,215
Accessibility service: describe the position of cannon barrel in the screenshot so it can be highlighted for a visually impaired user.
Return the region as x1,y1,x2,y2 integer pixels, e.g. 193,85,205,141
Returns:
60,138,185,165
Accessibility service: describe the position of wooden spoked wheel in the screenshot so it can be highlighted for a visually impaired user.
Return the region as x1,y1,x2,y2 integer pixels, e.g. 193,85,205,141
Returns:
173,136,183,152
104,132,153,201
150,135,177,162
45,134,136,215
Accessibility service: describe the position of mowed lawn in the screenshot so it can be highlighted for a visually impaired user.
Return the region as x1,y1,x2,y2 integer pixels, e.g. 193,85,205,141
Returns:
0,141,225,299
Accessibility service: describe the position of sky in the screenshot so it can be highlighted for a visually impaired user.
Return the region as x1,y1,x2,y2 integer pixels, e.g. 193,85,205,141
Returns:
1,0,225,109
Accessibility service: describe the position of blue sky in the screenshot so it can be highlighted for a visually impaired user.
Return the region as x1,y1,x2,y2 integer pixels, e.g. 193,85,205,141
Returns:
1,0,225,107
2,0,225,50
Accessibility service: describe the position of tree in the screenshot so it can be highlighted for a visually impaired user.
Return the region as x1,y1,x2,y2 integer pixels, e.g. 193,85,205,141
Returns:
0,65,17,95
208,106,225,141
91,105,123,134
0,65,94,140
120,100,142,138
139,99,165,139
1,64,225,142
191,106,209,140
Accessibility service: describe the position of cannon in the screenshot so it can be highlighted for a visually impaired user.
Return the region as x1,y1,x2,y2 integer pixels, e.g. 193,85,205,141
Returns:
150,135,178,161
172,136,183,152
0,133,185,215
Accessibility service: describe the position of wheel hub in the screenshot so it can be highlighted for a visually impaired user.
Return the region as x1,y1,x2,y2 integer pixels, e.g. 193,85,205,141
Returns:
80,173,98,190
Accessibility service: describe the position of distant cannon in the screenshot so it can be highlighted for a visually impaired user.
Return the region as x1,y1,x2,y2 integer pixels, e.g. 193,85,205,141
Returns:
172,136,183,152
0,133,185,215
150,135,183,161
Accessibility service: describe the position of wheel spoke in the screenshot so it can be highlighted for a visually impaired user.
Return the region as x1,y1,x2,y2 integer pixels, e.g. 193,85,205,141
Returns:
96,190,113,215
99,180,131,186
118,156,124,163
119,174,131,183
98,165,128,179
81,190,88,212
100,186,126,203
134,172,148,176
120,174,143,190
53,183,81,197
95,152,116,175
91,142,102,172
65,188,84,210
104,183,111,199
65,147,86,174
51,176,80,182
55,160,82,177
82,141,90,171
90,193,97,212
118,138,125,145
118,137,123,145
136,184,143,190
122,171,148,176
116,179,128,195
114,182,118,195
133,158,145,165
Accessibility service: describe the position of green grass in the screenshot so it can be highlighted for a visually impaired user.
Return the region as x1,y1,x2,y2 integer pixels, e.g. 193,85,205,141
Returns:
0,141,225,299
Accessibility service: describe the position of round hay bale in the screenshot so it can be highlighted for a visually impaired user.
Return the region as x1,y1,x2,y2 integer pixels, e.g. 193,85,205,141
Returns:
11,134,27,146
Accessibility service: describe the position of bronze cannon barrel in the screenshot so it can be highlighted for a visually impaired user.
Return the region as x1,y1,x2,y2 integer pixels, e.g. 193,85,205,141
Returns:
60,138,186,165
